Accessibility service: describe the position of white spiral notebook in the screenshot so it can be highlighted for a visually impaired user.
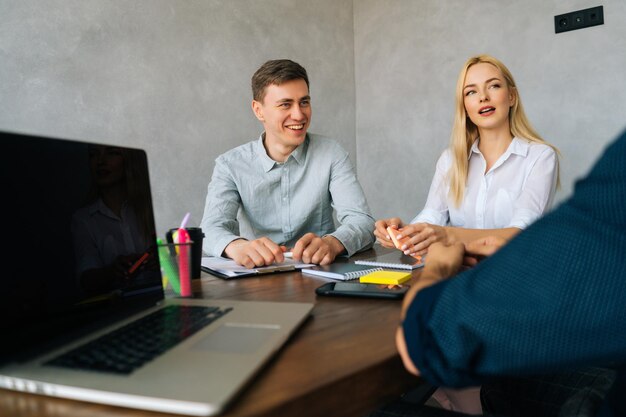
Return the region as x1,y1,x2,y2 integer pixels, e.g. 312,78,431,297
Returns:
355,252,425,270
301,263,383,280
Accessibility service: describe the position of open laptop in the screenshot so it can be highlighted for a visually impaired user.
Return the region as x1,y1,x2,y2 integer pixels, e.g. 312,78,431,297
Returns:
0,131,313,416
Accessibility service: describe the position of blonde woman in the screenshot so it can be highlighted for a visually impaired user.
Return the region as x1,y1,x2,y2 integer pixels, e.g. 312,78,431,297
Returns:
375,55,560,413
375,55,559,258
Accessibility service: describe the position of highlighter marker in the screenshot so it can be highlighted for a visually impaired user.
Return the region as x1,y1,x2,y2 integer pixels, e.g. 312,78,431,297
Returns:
387,226,409,249
177,228,192,297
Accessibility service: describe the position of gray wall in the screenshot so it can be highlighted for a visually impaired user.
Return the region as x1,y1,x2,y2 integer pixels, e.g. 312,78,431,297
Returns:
355,0,626,222
2,0,625,237
0,0,355,236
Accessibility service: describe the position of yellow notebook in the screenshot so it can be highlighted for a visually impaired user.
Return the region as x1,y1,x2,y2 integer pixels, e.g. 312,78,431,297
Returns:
359,270,411,285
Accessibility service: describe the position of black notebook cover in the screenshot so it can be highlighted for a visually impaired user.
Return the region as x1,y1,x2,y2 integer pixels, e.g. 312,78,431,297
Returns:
354,252,425,270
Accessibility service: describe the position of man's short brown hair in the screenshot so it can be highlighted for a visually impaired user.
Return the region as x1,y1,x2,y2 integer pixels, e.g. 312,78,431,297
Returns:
251,59,309,102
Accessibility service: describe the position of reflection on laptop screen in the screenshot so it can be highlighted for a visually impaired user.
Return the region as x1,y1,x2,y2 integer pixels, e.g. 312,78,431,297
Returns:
0,131,163,362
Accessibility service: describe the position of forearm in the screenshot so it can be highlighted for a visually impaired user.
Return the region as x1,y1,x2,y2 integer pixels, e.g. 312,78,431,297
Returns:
397,269,446,377
402,260,458,316
331,185,376,255
200,215,243,257
201,161,244,257
444,226,521,245
331,220,375,256
222,238,248,259
328,148,376,255
322,235,346,257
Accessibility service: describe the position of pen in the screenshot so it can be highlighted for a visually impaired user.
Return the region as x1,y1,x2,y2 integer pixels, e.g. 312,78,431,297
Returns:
128,252,150,275
257,265,296,274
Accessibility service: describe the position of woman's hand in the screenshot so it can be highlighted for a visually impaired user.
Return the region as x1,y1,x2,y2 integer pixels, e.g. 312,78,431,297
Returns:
395,223,449,256
374,217,405,248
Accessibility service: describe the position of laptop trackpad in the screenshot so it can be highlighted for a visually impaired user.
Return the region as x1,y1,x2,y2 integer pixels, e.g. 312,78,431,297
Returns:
192,323,279,354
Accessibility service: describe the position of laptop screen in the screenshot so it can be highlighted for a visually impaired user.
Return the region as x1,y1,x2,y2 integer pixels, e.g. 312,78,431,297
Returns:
0,131,163,362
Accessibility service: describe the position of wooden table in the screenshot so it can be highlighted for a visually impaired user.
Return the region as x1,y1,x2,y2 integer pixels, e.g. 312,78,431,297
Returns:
0,246,424,417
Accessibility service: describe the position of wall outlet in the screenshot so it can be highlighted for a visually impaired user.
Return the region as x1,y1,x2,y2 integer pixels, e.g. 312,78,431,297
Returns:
555,5,604,34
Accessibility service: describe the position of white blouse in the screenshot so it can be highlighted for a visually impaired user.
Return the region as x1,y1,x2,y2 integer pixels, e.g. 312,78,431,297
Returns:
411,138,558,229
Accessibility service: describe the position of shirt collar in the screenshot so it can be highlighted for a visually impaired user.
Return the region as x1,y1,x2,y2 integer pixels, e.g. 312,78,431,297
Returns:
289,135,309,164
469,137,529,160
507,137,530,157
469,139,480,159
255,133,309,172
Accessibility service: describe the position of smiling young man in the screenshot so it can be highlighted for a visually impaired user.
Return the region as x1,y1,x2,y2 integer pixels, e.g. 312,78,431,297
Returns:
201,59,375,268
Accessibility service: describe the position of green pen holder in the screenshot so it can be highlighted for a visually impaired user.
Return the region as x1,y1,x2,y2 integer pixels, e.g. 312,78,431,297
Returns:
157,242,193,297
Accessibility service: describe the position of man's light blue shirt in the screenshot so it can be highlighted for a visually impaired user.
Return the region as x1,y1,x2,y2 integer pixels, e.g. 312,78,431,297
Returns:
201,133,375,257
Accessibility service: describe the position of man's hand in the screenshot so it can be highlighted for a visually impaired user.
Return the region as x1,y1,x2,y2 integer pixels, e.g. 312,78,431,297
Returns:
374,217,405,248
401,241,465,315
292,233,344,265
463,236,507,267
224,238,285,268
404,236,507,301
424,240,465,277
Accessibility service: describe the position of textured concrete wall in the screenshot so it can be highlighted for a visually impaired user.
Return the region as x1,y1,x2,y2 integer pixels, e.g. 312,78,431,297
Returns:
3,0,626,238
354,0,626,222
0,0,355,236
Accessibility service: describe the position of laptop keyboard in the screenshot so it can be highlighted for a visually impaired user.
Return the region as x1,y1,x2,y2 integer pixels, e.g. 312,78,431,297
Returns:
46,305,232,374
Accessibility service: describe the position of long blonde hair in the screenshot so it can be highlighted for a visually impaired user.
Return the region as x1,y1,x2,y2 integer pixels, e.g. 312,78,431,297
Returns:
448,54,560,206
